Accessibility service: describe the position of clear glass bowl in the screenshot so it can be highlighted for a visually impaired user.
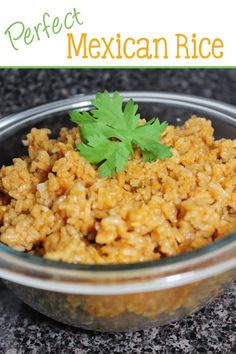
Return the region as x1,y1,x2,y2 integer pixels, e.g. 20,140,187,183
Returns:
0,92,235,332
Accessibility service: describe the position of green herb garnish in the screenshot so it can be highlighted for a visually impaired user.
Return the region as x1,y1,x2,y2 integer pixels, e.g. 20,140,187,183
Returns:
70,91,172,177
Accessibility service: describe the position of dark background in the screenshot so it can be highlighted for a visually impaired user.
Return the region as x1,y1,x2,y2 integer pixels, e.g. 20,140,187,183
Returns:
0,69,235,354
1,69,236,115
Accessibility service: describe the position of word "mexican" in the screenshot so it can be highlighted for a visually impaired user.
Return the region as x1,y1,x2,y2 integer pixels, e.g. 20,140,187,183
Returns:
5,8,83,51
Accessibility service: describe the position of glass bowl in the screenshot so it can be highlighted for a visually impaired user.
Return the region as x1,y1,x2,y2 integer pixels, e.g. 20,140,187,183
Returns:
0,92,235,332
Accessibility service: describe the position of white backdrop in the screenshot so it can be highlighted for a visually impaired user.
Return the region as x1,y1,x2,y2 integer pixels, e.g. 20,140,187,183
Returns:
0,0,234,66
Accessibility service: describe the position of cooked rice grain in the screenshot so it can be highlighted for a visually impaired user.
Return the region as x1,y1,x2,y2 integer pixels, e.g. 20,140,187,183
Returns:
0,116,235,264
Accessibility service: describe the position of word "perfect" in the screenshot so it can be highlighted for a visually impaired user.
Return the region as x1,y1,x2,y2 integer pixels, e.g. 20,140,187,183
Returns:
5,8,83,51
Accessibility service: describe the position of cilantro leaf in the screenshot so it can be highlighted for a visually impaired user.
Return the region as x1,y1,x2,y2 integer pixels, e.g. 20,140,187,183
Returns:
70,91,172,177
76,135,130,177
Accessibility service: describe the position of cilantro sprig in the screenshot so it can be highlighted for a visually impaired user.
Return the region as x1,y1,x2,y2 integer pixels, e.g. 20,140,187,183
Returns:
70,91,172,177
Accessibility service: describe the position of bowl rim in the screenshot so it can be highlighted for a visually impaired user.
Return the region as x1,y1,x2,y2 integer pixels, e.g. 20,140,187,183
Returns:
0,91,235,294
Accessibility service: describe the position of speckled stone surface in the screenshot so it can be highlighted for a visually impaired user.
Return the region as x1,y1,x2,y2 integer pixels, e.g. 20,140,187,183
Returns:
0,281,235,354
0,69,235,353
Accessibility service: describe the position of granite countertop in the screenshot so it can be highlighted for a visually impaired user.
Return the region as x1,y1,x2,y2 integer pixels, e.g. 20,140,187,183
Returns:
0,69,235,354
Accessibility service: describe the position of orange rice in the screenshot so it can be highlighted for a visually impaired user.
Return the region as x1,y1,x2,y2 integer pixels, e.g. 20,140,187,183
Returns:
0,116,235,264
